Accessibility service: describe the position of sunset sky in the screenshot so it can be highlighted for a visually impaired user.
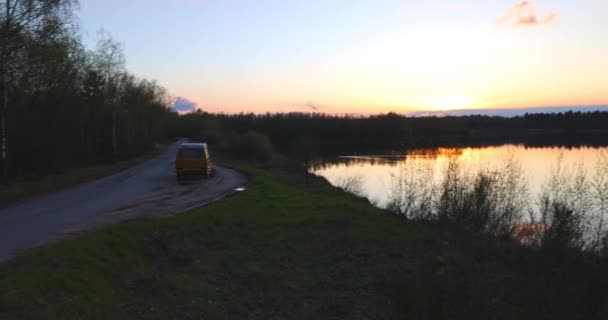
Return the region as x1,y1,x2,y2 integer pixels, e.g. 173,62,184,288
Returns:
79,0,608,114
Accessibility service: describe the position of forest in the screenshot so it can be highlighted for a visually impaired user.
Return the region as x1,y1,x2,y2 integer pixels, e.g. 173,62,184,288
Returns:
0,0,177,182
175,110,608,159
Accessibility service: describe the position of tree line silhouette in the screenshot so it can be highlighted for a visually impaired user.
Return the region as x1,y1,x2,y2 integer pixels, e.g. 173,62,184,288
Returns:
176,110,608,158
1,0,177,182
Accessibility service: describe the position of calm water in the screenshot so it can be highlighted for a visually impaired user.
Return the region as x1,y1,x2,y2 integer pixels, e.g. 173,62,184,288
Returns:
310,145,608,210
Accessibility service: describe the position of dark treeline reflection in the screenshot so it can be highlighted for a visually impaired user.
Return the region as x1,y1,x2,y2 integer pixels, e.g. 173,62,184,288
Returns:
0,0,177,181
176,111,608,159
308,148,469,170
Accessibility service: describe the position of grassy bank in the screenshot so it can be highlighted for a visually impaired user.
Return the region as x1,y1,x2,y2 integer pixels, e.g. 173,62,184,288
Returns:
0,146,167,205
2,160,606,319
0,167,432,319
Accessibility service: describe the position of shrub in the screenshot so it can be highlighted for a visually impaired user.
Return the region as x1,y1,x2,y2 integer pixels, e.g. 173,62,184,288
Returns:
541,202,584,252
229,131,277,166
533,154,608,252
399,155,529,237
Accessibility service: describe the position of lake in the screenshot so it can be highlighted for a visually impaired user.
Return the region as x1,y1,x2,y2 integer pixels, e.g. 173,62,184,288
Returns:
310,145,608,216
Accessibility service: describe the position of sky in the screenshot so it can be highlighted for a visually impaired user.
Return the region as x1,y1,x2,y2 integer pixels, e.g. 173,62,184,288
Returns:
78,0,608,114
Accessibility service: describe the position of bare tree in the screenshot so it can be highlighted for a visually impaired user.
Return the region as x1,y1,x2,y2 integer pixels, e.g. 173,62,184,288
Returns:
335,174,364,197
92,30,125,162
534,155,595,250
590,151,608,251
387,157,436,219
484,155,529,235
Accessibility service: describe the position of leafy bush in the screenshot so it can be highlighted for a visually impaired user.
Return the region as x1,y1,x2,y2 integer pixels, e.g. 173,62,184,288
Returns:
182,116,280,166
229,131,277,166
541,202,584,252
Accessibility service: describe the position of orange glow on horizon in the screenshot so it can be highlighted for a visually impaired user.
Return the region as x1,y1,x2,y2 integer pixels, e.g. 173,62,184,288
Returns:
408,95,478,111
179,88,608,114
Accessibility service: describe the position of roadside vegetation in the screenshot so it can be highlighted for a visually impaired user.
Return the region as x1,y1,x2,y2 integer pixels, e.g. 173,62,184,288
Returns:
1,0,177,185
184,121,281,167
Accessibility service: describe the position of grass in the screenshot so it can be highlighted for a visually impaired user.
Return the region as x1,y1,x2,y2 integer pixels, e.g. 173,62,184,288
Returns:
0,167,432,319
0,147,167,205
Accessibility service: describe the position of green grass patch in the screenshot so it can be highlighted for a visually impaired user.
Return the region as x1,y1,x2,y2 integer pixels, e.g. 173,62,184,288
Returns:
0,167,431,319
0,147,166,205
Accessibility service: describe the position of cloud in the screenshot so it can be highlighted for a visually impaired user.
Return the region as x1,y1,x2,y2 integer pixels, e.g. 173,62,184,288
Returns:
497,1,557,27
171,97,199,113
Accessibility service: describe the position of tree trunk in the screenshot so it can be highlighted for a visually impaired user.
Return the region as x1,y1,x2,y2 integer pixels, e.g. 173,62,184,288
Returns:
1,0,10,183
80,106,86,160
0,78,7,183
111,107,117,162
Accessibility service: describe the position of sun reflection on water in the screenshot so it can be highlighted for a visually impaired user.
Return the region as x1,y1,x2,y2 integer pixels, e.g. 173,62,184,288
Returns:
311,145,608,209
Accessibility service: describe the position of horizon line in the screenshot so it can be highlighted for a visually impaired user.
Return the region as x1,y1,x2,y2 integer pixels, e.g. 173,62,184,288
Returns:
180,105,608,117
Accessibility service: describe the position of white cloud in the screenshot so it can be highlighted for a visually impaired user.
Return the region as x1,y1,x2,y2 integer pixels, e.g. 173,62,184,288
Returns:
171,97,199,113
497,1,557,27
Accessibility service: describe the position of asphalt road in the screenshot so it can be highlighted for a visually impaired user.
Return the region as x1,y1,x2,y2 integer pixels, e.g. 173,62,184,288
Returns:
0,142,247,262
